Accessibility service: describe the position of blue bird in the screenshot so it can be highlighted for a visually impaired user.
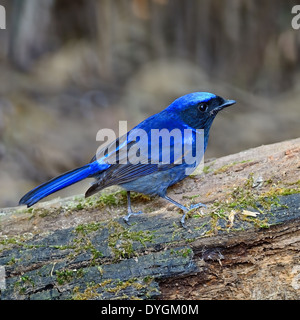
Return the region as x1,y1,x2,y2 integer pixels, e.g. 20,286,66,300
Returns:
19,92,236,227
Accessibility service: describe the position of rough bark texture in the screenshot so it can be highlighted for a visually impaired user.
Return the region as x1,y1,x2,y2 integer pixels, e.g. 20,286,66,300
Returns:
0,138,299,300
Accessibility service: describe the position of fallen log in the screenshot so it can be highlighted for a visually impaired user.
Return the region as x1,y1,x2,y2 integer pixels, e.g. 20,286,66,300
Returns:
0,138,299,300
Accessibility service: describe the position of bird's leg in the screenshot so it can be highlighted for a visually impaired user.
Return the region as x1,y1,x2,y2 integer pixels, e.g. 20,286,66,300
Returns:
123,191,144,225
163,195,206,228
163,195,189,228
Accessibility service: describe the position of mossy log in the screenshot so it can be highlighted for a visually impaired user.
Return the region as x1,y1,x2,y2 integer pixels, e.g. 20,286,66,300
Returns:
0,138,299,300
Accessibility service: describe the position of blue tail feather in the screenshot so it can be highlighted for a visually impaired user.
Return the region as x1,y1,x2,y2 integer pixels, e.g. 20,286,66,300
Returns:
19,162,109,207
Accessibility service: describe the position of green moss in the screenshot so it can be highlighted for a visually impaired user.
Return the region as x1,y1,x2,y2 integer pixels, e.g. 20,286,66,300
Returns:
0,237,20,247
72,276,155,300
103,277,154,297
56,268,84,285
38,208,61,218
84,190,127,209
240,215,270,229
202,165,211,174
107,221,155,261
143,276,154,284
56,269,75,285
265,186,300,197
182,194,200,200
74,222,102,235
129,192,151,203
207,211,223,235
56,189,151,215
14,275,35,295
0,236,45,253
213,162,237,175
209,174,295,231
105,279,133,294
72,222,104,265
76,203,84,210
215,174,283,212
72,238,103,265
194,221,209,231
73,283,103,300
7,257,17,265
170,247,193,258
97,193,120,207
213,160,252,175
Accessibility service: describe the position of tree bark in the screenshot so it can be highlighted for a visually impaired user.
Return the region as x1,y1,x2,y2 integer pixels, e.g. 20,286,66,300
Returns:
0,137,299,300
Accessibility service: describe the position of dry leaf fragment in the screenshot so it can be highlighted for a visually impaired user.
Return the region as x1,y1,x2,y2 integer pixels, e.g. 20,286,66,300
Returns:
241,210,260,217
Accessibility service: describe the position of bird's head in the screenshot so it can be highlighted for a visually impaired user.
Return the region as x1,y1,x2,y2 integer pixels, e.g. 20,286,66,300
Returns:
167,92,236,130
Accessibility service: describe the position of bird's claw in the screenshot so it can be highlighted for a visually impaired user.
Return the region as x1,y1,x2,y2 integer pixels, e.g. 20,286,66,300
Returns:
189,202,207,210
180,202,207,228
123,210,144,225
123,216,132,226
180,217,187,229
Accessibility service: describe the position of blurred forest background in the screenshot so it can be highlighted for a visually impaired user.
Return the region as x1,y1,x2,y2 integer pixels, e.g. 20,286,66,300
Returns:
0,0,299,207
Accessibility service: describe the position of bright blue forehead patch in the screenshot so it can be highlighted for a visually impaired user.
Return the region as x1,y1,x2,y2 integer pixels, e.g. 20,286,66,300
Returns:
167,92,217,111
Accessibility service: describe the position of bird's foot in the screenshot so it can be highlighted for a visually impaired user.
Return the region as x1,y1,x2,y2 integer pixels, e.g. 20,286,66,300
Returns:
180,202,207,228
123,210,144,226
189,202,207,210
180,213,188,229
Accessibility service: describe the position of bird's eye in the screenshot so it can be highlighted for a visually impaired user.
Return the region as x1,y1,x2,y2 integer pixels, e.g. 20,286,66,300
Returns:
197,103,208,112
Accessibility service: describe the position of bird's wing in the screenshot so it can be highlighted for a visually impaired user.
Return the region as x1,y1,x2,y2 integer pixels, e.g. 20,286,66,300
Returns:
86,123,204,197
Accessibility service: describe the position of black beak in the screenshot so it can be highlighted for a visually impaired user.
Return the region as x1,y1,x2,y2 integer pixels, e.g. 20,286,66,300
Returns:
220,99,236,109
210,98,236,116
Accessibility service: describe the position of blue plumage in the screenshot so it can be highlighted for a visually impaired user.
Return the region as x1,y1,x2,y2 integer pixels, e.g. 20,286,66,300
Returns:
19,92,236,227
